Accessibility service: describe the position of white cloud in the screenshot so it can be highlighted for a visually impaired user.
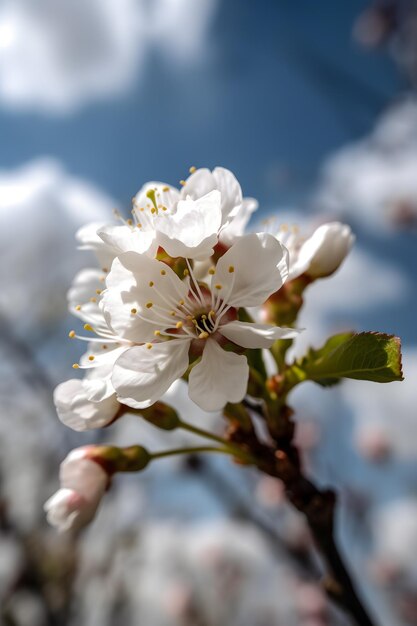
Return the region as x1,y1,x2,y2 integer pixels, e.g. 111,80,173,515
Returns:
0,158,115,333
316,97,417,231
0,0,218,114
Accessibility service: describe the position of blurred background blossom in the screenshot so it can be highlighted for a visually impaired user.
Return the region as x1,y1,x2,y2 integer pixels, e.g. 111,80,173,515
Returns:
0,1,416,625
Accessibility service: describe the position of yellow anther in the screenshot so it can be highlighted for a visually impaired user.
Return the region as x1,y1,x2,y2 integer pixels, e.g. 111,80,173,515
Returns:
137,223,142,228
131,308,137,315
170,311,176,316
280,223,288,232
127,218,133,225
160,269,166,276
199,331,209,339
176,321,183,329
215,284,222,290
96,289,102,295
179,180,186,186
228,265,235,273
102,267,109,273
88,355,95,361
179,299,185,305
139,207,145,212
201,314,207,320
90,297,97,303
72,363,79,369
186,315,193,320
146,302,153,308
75,305,82,311
183,269,189,277
189,166,196,173
84,324,94,332
209,310,215,316
102,344,108,350
208,267,215,275
162,206,168,211
149,281,154,287
162,186,170,192
154,330,161,337
151,207,156,214
146,343,153,350
68,330,76,338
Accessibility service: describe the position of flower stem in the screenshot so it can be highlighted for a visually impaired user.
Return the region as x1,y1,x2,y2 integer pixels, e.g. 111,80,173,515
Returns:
177,419,255,463
150,446,235,460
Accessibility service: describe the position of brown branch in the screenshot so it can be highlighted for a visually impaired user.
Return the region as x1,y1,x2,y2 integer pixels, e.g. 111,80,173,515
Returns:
226,405,378,626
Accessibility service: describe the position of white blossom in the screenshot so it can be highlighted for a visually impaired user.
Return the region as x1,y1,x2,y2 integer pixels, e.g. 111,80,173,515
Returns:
44,447,108,532
275,221,354,280
91,167,256,262
102,233,298,411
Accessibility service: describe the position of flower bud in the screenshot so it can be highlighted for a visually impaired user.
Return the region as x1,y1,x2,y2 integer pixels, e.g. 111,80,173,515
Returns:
44,447,108,533
301,222,354,279
138,402,180,430
45,445,150,532
54,379,120,431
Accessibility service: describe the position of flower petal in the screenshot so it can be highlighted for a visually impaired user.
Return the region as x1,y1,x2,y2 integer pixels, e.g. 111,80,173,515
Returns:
76,222,115,268
112,340,191,409
213,233,289,308
219,320,301,349
181,167,243,226
157,190,222,259
53,379,119,431
220,196,258,244
102,252,188,342
133,181,180,212
98,224,156,255
297,222,354,278
188,339,249,411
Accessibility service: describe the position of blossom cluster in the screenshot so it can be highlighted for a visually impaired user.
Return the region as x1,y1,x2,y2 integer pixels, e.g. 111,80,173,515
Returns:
46,166,353,531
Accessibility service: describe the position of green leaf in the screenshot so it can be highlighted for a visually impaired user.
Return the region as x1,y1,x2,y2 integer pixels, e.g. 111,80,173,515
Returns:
295,332,403,385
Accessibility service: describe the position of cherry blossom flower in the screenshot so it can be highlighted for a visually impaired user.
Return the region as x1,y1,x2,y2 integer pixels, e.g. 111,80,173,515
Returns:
275,221,354,280
44,447,108,532
102,233,298,411
76,167,257,264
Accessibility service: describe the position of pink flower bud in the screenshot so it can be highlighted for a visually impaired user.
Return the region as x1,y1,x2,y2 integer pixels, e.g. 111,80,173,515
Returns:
44,447,108,532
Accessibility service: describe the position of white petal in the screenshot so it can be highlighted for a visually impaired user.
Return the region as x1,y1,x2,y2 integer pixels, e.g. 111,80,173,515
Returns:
157,190,222,259
213,167,243,223
54,379,119,431
133,181,180,212
102,252,188,342
76,221,115,268
112,340,191,409
219,320,301,349
298,222,354,278
214,233,289,308
181,167,243,226
98,224,155,255
67,268,107,327
188,339,249,411
220,196,258,244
